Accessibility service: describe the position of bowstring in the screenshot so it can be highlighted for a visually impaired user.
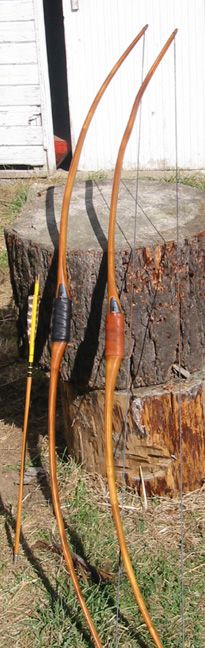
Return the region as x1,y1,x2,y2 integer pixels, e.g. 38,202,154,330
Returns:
121,179,167,245
174,36,185,648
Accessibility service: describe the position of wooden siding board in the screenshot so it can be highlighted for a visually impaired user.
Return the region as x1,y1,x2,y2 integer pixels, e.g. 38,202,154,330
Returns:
0,126,43,145
0,21,35,42
0,86,41,106
0,1,34,22
0,145,46,165
0,65,39,86
0,106,41,126
0,43,37,64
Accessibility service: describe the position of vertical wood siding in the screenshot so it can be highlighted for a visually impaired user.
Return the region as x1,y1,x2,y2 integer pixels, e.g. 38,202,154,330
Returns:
63,0,205,171
0,0,55,170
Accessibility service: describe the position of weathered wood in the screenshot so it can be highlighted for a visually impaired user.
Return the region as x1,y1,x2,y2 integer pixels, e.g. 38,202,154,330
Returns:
0,169,47,179
61,369,205,495
0,126,43,146
0,106,41,127
0,145,45,165
0,86,40,107
0,0,55,173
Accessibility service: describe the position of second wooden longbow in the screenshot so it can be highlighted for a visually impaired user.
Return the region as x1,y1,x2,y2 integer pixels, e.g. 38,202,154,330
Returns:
105,29,178,648
48,25,148,648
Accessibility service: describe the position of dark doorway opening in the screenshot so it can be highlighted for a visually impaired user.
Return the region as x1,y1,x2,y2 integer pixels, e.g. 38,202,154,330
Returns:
43,0,72,170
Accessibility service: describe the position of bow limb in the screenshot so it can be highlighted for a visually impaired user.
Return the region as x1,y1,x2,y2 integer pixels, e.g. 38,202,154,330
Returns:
49,25,148,648
49,342,103,648
57,23,148,292
105,29,178,648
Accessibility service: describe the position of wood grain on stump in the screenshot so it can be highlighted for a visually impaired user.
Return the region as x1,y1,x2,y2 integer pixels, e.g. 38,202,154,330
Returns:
62,369,205,496
5,179,205,493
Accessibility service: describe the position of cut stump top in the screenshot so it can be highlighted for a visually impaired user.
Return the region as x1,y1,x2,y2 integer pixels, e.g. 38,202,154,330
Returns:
11,179,205,251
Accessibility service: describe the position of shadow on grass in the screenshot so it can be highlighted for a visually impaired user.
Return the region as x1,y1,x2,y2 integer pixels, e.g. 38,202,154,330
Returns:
0,492,150,648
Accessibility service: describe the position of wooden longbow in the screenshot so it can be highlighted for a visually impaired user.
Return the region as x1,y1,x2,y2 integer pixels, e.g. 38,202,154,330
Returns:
48,25,148,648
105,29,178,648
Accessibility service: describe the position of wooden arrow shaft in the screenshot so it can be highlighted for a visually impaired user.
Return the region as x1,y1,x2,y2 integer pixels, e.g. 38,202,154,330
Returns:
14,276,40,560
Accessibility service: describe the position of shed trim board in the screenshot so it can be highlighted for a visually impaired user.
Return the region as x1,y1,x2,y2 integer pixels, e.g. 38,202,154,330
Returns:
62,0,205,171
33,0,56,172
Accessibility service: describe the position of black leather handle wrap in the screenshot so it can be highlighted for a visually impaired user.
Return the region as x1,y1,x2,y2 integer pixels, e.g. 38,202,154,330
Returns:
51,296,72,342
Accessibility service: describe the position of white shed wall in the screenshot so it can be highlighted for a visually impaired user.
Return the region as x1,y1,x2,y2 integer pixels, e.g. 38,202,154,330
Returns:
63,0,205,171
0,0,55,171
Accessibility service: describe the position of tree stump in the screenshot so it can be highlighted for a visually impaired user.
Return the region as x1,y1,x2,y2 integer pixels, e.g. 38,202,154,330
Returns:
61,370,205,496
5,179,205,494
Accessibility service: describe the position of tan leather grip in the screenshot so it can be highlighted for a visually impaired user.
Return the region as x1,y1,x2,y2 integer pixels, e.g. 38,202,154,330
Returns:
105,312,125,358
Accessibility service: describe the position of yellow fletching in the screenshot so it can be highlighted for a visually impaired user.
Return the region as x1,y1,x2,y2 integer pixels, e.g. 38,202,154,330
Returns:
28,277,40,364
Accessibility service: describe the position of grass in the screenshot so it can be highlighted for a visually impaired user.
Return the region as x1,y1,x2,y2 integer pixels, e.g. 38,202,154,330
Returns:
8,455,203,648
0,181,29,271
162,173,205,191
8,187,28,216
87,170,108,182
0,249,8,270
